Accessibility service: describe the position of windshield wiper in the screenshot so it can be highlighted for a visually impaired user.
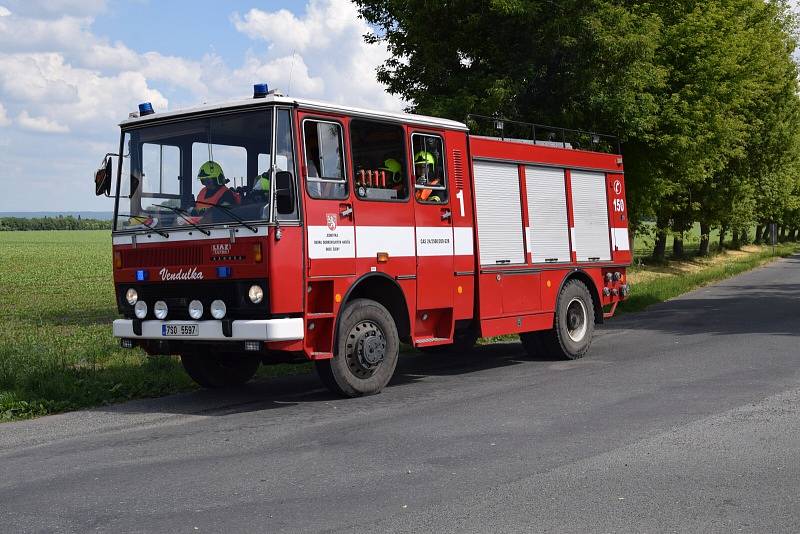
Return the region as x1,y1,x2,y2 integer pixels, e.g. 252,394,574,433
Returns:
154,204,211,236
116,213,169,238
196,200,258,233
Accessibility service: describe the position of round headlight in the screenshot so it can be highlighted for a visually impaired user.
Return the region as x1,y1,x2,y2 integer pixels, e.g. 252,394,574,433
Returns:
210,299,227,319
134,300,148,319
188,300,203,320
154,300,168,320
125,288,138,305
248,285,264,304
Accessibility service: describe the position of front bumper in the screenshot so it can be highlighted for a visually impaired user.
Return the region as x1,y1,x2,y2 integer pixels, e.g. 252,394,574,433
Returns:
113,318,304,341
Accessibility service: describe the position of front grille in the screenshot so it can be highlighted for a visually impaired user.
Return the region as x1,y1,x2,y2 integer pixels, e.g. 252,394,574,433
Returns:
117,279,269,320
123,247,203,268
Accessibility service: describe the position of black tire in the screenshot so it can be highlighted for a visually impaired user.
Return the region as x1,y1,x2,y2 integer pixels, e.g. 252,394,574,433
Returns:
315,298,400,397
419,330,478,355
537,280,595,360
181,353,260,388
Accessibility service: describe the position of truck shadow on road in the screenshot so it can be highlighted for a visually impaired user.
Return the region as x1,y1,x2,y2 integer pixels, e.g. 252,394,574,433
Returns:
106,342,545,418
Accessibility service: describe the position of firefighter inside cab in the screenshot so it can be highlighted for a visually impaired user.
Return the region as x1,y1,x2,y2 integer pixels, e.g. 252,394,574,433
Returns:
195,160,240,213
414,150,442,202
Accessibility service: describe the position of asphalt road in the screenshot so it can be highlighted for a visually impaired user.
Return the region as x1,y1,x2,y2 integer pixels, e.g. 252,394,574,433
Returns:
2,255,800,533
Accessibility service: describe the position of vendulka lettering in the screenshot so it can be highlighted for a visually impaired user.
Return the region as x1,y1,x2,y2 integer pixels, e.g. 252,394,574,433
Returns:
159,267,204,281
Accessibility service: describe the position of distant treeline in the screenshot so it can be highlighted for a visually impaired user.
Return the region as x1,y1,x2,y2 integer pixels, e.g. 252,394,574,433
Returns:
0,216,112,231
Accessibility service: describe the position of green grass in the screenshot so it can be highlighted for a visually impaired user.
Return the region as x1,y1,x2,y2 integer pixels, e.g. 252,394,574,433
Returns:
0,231,308,422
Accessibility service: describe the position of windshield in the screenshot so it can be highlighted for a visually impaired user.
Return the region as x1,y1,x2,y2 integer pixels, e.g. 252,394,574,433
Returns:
114,107,296,232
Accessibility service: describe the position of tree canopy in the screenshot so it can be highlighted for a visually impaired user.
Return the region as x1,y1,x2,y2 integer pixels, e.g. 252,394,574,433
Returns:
355,0,800,256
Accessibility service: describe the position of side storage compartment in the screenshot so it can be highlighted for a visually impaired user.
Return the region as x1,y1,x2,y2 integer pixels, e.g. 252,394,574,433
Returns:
525,166,570,264
570,170,611,262
473,161,526,266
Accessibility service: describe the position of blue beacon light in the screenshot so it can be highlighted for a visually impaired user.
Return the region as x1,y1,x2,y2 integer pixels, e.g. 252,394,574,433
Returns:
136,269,149,281
253,83,269,98
138,102,155,116
217,266,232,278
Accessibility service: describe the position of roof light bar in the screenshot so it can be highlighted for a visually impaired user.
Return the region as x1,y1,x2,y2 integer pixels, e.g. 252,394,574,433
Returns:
138,102,154,116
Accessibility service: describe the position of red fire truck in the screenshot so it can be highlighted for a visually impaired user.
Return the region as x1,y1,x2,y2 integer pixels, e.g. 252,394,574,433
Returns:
94,84,630,397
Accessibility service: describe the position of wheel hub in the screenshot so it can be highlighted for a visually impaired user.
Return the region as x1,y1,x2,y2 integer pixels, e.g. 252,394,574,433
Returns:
566,297,588,343
345,320,386,379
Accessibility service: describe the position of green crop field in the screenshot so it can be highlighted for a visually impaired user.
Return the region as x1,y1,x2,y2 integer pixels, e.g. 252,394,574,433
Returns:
0,231,308,421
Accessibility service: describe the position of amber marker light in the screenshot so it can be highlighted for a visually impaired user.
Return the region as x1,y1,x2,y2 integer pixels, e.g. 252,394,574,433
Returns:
114,251,122,269
377,252,389,263
253,243,263,263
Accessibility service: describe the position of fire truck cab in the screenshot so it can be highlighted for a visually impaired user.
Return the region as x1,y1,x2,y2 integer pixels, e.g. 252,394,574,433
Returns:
96,84,630,397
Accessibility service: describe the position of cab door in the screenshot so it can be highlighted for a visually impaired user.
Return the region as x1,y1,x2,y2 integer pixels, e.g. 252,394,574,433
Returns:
298,112,356,277
410,131,455,341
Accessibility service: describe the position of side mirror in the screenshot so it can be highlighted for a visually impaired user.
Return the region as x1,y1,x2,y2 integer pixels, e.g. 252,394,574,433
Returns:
275,170,295,215
94,156,113,197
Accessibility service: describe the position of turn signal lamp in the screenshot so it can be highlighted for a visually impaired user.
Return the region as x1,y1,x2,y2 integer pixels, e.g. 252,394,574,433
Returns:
136,269,148,281
138,102,154,116
217,266,232,278
377,252,389,263
114,251,122,269
253,243,262,263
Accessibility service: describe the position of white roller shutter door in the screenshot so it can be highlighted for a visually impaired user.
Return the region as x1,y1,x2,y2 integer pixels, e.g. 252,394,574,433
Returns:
525,166,570,263
473,161,525,266
570,170,611,261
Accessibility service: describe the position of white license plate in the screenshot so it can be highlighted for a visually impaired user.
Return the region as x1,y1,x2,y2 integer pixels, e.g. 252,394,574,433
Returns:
162,323,199,337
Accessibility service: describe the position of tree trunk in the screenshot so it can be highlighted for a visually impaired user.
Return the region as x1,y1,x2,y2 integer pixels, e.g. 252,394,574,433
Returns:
779,225,786,242
652,215,668,261
698,222,711,256
732,229,740,249
741,227,750,245
673,235,685,258
754,224,763,245
719,223,728,250
762,224,772,244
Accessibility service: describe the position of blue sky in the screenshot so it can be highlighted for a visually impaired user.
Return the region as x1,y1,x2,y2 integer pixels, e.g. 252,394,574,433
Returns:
0,0,402,212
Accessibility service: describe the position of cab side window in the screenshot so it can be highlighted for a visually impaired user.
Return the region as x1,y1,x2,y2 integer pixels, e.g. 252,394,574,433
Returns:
412,134,448,204
304,120,347,200
350,120,408,201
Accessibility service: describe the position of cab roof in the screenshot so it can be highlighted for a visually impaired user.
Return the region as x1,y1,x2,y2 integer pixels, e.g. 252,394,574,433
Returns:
119,94,469,132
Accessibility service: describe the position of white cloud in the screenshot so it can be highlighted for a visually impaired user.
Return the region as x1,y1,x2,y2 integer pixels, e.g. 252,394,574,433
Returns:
0,102,10,126
231,0,402,111
0,6,10,17
0,1,402,211
1,0,105,19
17,110,69,133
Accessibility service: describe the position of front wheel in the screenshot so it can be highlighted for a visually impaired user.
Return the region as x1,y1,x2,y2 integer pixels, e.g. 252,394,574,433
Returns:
315,298,400,397
181,353,260,388
537,280,595,360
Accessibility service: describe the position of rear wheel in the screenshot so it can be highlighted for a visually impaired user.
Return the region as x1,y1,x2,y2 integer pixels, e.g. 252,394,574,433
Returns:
315,298,400,397
535,280,595,360
180,353,260,388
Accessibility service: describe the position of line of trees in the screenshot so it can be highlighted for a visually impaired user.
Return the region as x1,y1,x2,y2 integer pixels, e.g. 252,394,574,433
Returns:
355,0,800,258
0,216,112,231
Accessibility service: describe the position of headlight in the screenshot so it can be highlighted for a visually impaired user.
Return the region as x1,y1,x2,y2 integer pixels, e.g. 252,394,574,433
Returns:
248,285,264,304
125,288,138,305
188,300,203,320
154,300,168,320
210,299,226,319
134,301,147,319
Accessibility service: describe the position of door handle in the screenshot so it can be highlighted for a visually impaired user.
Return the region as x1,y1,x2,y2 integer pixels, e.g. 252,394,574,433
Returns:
441,209,452,220
340,203,353,218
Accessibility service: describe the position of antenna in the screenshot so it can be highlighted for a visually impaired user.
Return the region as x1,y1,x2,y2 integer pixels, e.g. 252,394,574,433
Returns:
287,49,297,96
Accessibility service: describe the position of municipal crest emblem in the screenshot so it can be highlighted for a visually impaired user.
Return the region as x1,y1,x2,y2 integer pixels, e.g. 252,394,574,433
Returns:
326,213,337,231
